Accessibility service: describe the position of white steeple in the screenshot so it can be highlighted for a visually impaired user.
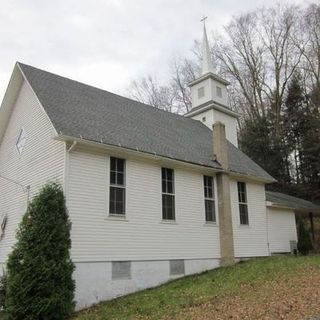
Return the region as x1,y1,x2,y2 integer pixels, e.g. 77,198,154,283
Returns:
186,17,240,147
201,17,213,75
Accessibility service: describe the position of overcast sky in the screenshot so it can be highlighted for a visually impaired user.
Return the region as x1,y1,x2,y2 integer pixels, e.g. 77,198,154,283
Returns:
0,0,309,101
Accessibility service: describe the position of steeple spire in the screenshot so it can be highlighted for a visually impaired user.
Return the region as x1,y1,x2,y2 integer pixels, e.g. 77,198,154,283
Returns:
201,17,213,75
187,17,237,146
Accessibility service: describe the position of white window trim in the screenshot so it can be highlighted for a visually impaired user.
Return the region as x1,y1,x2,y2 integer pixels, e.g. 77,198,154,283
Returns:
161,167,176,221
203,175,217,223
238,182,249,225
109,157,126,216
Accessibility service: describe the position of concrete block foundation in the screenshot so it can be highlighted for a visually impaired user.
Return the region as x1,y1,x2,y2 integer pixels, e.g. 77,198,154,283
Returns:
74,258,220,310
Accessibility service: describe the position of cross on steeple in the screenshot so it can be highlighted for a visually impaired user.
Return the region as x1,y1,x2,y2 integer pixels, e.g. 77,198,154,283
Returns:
200,16,207,24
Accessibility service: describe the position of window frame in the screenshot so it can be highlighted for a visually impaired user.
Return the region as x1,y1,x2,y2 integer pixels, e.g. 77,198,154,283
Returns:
237,181,249,225
109,157,126,216
203,175,216,223
161,167,175,221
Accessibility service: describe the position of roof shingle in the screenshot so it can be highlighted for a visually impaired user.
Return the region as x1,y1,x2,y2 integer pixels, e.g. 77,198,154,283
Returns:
18,62,275,182
266,191,320,212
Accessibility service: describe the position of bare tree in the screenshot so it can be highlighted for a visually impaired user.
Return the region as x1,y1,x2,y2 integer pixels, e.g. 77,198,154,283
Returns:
214,11,267,119
128,2,316,128
129,75,176,113
170,58,199,113
299,3,320,90
213,4,305,138
128,57,199,114
259,4,304,137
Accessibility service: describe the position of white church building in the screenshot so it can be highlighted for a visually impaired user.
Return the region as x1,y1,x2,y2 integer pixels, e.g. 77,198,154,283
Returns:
1,25,316,310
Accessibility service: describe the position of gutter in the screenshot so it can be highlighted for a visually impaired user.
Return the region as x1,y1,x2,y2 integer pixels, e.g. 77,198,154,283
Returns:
266,202,320,214
55,134,275,184
55,134,225,174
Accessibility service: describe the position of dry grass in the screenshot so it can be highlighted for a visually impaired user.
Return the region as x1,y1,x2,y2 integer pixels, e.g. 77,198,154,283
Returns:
166,264,320,319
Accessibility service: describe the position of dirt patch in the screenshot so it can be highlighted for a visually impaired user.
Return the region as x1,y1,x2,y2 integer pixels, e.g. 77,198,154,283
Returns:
166,266,320,320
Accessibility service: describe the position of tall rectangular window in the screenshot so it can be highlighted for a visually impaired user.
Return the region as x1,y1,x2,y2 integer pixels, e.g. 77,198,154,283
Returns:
162,168,175,220
237,182,249,225
204,176,216,222
109,157,125,215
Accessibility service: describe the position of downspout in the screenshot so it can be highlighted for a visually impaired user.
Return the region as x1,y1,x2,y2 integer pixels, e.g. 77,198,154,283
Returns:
67,141,77,153
265,205,270,256
26,185,31,205
64,141,77,202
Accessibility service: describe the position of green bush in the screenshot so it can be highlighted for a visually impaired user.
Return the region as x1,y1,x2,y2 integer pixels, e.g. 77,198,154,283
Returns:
5,183,75,320
297,221,313,255
0,271,7,310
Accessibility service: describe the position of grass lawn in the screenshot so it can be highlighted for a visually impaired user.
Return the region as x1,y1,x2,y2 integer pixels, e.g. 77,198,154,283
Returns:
74,255,320,320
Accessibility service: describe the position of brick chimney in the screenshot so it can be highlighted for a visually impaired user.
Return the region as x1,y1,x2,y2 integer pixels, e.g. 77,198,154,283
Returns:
213,122,229,169
213,122,235,266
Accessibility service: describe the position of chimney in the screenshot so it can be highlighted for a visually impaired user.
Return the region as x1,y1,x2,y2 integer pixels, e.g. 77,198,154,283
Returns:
213,121,235,266
213,122,228,169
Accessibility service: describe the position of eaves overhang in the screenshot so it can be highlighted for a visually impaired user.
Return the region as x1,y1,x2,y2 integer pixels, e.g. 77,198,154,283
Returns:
185,100,240,119
188,72,230,87
55,134,225,174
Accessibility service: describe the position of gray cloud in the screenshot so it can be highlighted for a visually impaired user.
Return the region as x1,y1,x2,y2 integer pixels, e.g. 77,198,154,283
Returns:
0,0,308,101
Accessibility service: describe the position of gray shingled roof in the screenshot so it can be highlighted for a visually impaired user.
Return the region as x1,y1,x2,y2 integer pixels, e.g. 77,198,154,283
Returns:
18,62,275,182
266,191,320,212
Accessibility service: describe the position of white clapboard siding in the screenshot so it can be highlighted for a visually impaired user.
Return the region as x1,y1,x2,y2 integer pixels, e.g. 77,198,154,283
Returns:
230,179,269,257
67,146,221,262
0,80,65,263
267,207,297,253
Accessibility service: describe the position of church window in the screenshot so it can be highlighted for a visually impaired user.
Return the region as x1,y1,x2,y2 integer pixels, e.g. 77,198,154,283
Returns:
162,167,175,220
204,175,216,222
109,157,126,215
237,182,249,225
